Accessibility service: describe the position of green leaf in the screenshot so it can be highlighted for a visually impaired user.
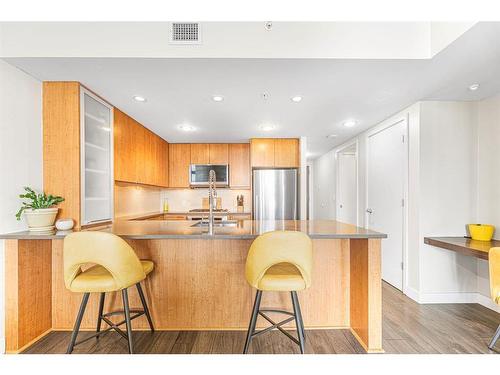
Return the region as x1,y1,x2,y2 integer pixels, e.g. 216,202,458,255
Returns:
16,186,65,219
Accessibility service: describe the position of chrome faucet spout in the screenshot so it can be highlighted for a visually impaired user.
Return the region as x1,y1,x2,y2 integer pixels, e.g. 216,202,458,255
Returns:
208,170,217,235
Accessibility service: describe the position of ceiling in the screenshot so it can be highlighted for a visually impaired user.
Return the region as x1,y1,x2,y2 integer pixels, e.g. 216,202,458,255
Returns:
4,22,500,159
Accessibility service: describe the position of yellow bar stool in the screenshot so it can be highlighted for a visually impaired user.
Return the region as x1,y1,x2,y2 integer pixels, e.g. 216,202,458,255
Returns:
243,231,312,354
64,232,155,354
488,247,500,349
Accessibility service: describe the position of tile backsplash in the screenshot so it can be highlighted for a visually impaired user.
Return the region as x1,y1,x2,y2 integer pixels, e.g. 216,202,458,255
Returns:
115,183,162,218
160,188,252,212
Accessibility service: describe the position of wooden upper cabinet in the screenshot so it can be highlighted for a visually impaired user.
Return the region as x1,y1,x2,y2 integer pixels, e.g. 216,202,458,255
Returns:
43,82,81,228
114,109,169,187
250,138,300,168
274,138,300,167
169,144,191,188
250,138,275,167
190,144,210,164
159,140,169,187
209,144,229,164
229,143,250,188
114,108,139,183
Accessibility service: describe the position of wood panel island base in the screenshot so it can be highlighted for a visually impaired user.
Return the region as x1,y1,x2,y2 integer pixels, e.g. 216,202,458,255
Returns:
3,220,385,354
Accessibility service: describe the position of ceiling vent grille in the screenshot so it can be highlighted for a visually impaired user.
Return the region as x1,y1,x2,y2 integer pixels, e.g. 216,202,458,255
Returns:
170,22,201,44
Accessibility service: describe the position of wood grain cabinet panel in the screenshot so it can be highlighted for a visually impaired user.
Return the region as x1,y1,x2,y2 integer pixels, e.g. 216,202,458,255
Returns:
43,82,81,227
250,138,275,167
274,138,300,167
229,143,250,188
159,140,169,187
190,144,210,164
169,144,191,188
114,110,169,187
142,128,155,185
209,144,229,164
114,109,133,183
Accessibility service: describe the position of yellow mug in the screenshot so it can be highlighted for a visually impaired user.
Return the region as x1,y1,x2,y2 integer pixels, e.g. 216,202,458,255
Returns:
468,224,495,241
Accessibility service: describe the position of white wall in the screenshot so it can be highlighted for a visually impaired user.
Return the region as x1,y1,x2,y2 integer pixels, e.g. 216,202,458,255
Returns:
475,94,500,303
312,150,336,220
0,59,42,353
313,103,421,292
430,22,475,57
418,102,478,298
0,22,436,59
311,99,500,311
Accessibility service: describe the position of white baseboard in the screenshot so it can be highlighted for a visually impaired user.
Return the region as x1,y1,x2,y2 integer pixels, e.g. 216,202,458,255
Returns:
418,291,478,304
407,289,500,313
475,293,500,313
403,285,420,303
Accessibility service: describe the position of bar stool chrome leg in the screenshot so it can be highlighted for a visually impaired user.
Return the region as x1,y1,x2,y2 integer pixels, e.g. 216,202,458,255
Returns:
291,291,306,354
67,293,90,354
96,292,105,338
489,324,500,349
121,288,134,354
243,290,262,354
136,283,155,332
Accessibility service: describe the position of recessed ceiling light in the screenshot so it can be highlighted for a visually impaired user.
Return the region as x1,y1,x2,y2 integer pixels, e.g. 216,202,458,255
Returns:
291,96,303,103
212,95,224,102
133,95,147,102
343,120,357,128
259,124,276,131
468,83,480,91
178,124,196,132
326,134,338,138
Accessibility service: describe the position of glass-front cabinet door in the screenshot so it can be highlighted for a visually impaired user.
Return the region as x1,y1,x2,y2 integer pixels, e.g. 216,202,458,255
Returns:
80,88,114,225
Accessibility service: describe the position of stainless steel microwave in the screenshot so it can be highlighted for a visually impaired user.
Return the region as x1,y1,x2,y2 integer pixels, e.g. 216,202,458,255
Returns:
189,164,229,187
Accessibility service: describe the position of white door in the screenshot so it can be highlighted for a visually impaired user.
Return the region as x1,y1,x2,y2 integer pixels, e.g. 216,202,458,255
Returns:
367,119,406,291
337,152,357,225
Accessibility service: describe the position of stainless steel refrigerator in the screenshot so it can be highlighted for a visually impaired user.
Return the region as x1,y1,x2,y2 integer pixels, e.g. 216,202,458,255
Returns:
252,169,299,220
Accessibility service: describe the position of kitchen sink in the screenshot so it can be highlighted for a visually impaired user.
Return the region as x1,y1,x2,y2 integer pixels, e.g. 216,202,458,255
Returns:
190,220,238,227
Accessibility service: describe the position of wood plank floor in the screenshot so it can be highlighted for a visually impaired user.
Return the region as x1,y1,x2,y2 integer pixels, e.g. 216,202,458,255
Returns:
22,282,500,354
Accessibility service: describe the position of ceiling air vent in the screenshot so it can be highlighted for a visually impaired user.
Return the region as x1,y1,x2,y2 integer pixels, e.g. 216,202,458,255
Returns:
170,22,202,44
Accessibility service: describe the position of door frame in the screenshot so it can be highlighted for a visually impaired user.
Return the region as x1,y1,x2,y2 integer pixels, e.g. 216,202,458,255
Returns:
365,115,409,294
335,139,359,226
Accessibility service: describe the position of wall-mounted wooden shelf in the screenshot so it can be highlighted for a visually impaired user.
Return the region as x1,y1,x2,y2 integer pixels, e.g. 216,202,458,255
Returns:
424,236,500,260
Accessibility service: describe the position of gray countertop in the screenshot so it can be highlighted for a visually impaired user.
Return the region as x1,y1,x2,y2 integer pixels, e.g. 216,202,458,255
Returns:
0,220,387,240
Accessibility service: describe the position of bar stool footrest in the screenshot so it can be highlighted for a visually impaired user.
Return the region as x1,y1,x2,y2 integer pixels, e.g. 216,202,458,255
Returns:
73,309,145,347
251,309,300,345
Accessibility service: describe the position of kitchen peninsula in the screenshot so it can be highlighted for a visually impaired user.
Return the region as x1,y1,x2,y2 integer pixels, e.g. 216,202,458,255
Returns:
2,219,386,353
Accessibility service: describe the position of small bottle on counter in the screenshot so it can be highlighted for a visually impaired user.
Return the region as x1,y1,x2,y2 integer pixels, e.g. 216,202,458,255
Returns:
237,195,244,213
163,198,169,212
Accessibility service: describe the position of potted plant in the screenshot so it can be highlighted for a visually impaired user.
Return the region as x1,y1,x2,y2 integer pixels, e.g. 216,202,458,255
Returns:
16,187,64,231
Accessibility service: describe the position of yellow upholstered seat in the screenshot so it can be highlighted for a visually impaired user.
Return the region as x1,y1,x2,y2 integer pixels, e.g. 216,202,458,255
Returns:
63,232,155,354
245,231,312,292
243,231,312,354
64,231,154,293
488,247,500,349
258,262,307,291
69,260,155,293
490,248,500,305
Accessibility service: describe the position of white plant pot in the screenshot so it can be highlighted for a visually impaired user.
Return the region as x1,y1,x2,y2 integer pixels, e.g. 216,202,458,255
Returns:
24,208,59,231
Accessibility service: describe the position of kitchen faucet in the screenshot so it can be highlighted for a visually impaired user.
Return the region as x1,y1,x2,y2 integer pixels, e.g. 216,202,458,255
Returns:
208,169,217,235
